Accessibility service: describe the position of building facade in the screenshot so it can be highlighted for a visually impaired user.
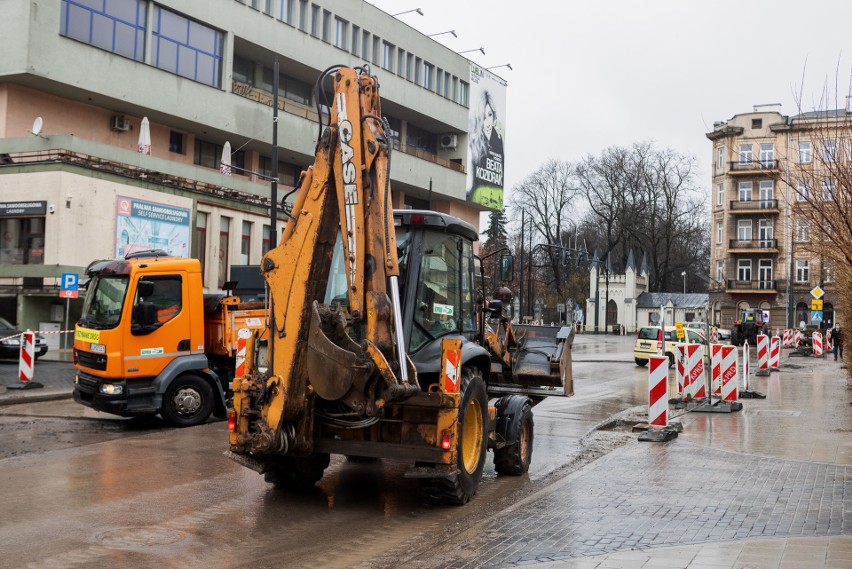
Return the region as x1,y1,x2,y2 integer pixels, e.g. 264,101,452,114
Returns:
706,106,842,330
0,0,506,335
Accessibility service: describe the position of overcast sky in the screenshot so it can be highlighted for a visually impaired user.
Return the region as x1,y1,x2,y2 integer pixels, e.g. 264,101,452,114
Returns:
372,0,852,202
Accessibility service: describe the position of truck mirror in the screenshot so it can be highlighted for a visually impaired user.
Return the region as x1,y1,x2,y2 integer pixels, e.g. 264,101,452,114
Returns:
500,254,514,282
137,280,155,298
131,302,158,335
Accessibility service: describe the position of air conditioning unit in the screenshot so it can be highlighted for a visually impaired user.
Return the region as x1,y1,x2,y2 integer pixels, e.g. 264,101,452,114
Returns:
440,133,458,149
110,115,130,132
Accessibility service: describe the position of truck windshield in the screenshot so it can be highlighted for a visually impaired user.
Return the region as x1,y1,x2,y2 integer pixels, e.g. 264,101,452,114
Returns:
79,275,129,329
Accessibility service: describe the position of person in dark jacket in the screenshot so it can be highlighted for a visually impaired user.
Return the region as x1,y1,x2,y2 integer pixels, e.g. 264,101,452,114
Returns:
832,325,843,361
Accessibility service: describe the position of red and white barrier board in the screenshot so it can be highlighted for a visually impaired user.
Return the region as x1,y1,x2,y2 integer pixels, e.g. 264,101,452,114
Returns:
235,327,251,379
18,330,35,383
742,340,750,392
826,329,833,352
812,331,824,357
709,327,718,344
794,329,803,348
676,344,686,395
756,334,770,374
769,336,780,370
782,329,793,348
686,343,706,399
710,344,723,395
648,355,669,427
720,346,738,402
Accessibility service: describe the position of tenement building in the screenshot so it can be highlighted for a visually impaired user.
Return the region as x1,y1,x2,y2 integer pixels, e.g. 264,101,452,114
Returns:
0,0,508,340
706,105,844,331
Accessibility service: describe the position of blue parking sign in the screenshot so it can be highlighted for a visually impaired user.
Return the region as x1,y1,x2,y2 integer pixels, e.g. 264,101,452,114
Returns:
61,272,79,291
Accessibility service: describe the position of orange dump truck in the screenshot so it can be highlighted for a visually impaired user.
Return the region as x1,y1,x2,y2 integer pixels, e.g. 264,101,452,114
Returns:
73,251,265,427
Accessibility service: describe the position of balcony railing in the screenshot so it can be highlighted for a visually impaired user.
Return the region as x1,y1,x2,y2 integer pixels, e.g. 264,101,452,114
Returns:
726,279,777,291
728,159,780,172
729,199,779,211
728,239,778,250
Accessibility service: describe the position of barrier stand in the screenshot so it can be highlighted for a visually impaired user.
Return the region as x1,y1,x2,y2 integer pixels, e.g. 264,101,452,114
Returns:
637,355,679,442
693,342,742,413
739,339,766,399
754,334,771,376
769,336,781,372
7,330,44,390
782,329,793,348
812,331,824,358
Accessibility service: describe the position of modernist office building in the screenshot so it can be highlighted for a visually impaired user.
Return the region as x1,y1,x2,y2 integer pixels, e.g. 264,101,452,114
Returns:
706,106,843,330
0,0,508,339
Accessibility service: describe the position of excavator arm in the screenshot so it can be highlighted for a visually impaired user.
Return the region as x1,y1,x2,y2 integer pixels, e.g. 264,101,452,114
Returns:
230,66,417,457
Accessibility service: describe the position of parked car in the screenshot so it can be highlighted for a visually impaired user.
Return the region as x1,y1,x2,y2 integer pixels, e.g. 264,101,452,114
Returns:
634,325,708,367
0,317,49,360
685,321,731,341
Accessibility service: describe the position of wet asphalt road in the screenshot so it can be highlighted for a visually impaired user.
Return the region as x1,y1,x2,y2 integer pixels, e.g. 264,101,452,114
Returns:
0,336,848,568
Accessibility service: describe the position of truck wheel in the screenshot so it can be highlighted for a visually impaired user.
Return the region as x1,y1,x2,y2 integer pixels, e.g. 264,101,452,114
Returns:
161,374,215,427
264,454,330,490
420,368,488,505
494,396,533,475
634,358,648,367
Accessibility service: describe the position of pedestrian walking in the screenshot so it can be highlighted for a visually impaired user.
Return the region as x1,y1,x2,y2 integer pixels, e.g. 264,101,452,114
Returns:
833,325,843,361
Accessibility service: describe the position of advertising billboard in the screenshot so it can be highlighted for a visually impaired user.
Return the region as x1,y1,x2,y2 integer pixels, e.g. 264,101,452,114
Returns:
466,64,507,210
115,196,190,258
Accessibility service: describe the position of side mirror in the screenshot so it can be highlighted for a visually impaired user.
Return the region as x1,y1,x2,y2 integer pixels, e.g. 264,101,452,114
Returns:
499,254,514,282
131,302,158,335
137,280,155,298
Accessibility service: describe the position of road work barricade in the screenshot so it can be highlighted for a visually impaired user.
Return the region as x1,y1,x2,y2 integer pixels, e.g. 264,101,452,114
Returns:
720,346,739,403
739,340,766,399
755,334,771,376
812,331,824,358
794,329,803,348
709,327,718,344
637,355,679,442
782,329,793,348
7,330,44,391
695,343,743,413
710,344,723,396
686,344,706,400
769,336,780,371
675,344,686,396
826,329,833,353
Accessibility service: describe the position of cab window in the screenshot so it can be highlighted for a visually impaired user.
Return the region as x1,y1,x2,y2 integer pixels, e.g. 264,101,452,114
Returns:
134,276,182,326
414,232,461,339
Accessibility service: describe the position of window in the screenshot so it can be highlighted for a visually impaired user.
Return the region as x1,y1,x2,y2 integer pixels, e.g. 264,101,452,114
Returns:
0,216,45,265
135,276,182,326
737,259,752,282
758,219,773,246
716,221,723,244
751,118,763,129
759,180,773,206
422,61,434,90
362,30,371,62
169,131,184,154
824,263,834,283
262,0,273,15
405,123,437,155
60,0,147,61
758,259,773,289
406,53,414,81
716,260,724,282
796,219,810,242
259,157,298,186
152,7,223,87
739,144,753,163
444,71,451,98
298,0,308,31
262,224,272,253
436,67,443,95
822,179,836,201
795,259,809,283
715,183,724,206
397,48,405,76
717,146,724,170
796,180,809,202
759,143,774,167
321,9,331,42
233,55,254,85
737,220,752,241
459,80,469,106
195,212,207,274
333,17,348,49
276,72,311,105
194,139,245,172
351,25,360,55
824,140,837,162
309,4,320,37
738,181,753,202
799,141,811,163
382,41,394,70
219,217,230,289
279,0,294,24
240,221,252,264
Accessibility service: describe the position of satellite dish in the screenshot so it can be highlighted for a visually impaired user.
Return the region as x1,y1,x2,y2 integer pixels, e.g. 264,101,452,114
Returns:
32,117,43,136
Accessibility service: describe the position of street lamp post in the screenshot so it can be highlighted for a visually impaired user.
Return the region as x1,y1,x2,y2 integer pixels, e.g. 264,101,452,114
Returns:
682,271,687,295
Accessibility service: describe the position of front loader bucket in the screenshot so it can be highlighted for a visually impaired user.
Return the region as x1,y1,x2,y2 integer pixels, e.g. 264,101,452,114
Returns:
306,302,374,402
510,325,574,395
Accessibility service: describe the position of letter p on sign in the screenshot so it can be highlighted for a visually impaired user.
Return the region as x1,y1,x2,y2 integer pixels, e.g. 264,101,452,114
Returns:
61,272,79,291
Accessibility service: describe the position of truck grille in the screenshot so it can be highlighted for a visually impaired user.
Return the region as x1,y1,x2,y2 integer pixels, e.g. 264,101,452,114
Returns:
76,371,101,391
76,349,107,371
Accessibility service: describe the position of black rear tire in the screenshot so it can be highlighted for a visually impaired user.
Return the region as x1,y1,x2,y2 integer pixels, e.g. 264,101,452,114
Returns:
635,358,648,367
161,374,215,427
420,367,488,505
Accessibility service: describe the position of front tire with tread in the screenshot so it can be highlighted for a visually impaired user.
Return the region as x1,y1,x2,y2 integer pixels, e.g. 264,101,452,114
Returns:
161,374,214,427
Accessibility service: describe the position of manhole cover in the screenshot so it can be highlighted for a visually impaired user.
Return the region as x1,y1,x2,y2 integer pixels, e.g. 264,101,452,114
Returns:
95,527,186,549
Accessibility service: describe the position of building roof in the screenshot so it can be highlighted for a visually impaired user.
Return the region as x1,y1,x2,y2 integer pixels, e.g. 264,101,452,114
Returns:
636,292,709,309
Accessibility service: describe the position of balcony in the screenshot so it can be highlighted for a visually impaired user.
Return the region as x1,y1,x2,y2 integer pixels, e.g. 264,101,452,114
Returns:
728,239,778,253
728,199,780,214
727,159,781,175
726,279,777,293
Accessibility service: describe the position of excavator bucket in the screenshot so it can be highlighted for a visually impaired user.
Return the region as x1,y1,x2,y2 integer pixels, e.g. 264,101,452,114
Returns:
507,325,575,396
